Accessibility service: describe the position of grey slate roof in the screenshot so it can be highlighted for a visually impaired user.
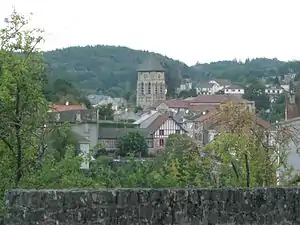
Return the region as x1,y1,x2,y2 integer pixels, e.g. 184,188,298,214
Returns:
137,57,165,72
49,109,98,123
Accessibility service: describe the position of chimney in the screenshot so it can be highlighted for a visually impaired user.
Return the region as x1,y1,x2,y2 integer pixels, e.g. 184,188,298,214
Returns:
65,101,69,106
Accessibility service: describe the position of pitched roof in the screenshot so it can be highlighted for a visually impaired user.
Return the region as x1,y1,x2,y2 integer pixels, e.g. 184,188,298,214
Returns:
52,104,84,112
98,128,149,139
49,109,98,123
147,115,169,133
227,84,244,89
188,95,248,103
146,115,187,133
202,112,270,130
165,99,189,108
214,79,232,86
154,99,189,109
137,57,165,72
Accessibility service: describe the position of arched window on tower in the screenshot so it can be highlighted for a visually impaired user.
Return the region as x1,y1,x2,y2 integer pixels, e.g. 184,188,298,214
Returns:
155,83,158,94
160,83,163,93
141,82,144,95
148,82,151,94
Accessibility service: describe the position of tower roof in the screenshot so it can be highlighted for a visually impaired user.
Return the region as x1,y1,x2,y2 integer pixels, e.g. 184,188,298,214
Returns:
137,57,166,72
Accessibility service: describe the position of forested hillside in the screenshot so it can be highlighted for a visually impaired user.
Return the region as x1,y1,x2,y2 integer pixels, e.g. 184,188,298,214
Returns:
44,45,300,99
44,45,198,98
192,58,286,82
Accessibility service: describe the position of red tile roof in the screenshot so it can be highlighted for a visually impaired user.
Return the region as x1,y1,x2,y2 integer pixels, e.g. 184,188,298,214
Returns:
187,95,249,103
154,99,189,109
52,104,84,112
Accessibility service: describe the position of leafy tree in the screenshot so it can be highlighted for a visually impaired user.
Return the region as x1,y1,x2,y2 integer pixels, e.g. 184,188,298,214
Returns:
44,78,91,108
47,125,80,161
178,89,197,99
117,131,148,156
205,101,294,187
243,78,270,112
0,10,49,186
147,134,215,187
97,103,114,120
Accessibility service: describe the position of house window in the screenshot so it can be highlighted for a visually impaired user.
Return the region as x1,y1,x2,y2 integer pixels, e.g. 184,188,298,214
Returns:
148,82,151,94
160,83,163,93
159,138,164,146
238,89,240,92
175,129,180,134
159,129,164,135
155,83,158,94
225,89,228,92
141,82,144,95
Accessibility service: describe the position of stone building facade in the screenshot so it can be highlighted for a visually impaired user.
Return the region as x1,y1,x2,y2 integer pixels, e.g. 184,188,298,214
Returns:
136,58,166,109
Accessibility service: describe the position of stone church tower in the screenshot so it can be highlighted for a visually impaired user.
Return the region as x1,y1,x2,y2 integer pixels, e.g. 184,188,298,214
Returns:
136,58,166,108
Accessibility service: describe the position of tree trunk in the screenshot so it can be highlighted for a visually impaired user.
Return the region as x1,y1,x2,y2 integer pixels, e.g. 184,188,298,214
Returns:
15,86,22,186
245,153,250,187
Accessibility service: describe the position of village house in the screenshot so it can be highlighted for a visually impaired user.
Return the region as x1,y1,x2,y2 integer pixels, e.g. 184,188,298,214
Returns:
49,101,85,112
99,115,187,154
48,108,99,169
196,82,214,95
276,117,300,179
208,79,232,94
150,95,256,141
87,94,127,111
224,84,245,95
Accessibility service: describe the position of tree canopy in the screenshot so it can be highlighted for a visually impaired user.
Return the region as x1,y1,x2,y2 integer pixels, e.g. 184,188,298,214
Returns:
43,46,300,100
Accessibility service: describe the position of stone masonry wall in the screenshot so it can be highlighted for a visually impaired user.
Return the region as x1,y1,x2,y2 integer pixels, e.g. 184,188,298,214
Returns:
4,188,300,225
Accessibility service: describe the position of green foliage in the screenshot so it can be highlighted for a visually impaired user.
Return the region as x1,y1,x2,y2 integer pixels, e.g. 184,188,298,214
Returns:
97,103,114,120
243,78,270,112
44,46,198,98
117,132,148,156
0,10,49,186
193,58,285,82
44,78,91,108
178,89,197,99
47,125,80,161
204,102,293,187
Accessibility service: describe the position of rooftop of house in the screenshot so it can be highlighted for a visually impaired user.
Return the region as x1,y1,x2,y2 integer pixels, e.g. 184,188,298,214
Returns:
226,84,244,89
187,94,251,104
98,128,150,139
87,95,110,105
49,109,98,123
137,57,165,72
153,95,252,111
198,82,214,89
211,79,232,86
146,115,187,133
52,103,85,112
202,112,271,130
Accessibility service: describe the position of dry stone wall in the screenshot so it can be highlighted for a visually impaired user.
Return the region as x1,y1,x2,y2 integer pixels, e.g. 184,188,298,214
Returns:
4,188,300,225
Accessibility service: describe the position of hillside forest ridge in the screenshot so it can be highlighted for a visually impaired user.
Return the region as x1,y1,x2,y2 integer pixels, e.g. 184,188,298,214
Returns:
1,9,300,224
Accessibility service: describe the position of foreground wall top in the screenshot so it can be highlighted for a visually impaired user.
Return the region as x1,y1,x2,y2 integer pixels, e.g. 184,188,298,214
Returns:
5,188,300,225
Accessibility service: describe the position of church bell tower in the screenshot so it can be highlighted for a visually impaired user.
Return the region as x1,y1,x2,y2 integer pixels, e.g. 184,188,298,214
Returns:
136,58,166,109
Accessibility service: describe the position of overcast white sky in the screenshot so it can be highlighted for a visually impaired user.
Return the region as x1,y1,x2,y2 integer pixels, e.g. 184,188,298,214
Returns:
1,0,300,66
